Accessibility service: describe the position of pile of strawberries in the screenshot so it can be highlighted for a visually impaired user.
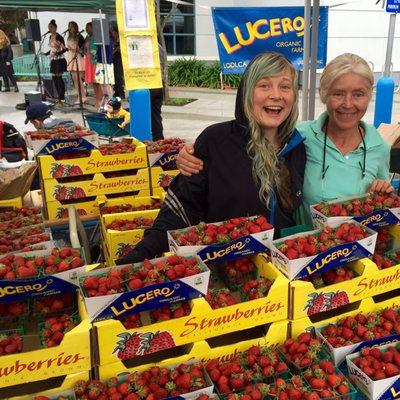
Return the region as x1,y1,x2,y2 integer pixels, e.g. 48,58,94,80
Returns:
205,288,237,309
0,301,27,329
0,330,23,355
0,205,41,221
0,215,43,231
0,247,85,279
32,293,75,316
314,192,400,217
119,313,143,329
0,232,51,255
126,255,203,290
373,251,400,270
171,216,272,246
150,301,191,322
206,345,288,394
351,345,400,380
320,308,400,348
228,378,322,400
242,277,273,300
27,126,91,141
82,255,204,297
301,265,355,288
280,332,323,369
82,268,125,297
98,142,137,155
145,138,185,154
39,313,79,348
106,217,155,231
375,226,393,254
277,222,370,260
101,198,162,214
303,359,354,397
219,257,257,289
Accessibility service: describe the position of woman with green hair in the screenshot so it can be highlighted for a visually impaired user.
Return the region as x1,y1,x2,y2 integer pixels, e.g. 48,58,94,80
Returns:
118,51,306,264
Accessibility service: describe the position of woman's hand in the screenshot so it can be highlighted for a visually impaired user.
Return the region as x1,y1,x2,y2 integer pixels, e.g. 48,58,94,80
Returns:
368,179,395,194
176,143,203,176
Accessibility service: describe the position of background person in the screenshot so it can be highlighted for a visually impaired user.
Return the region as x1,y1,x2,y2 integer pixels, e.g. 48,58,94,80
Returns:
66,21,86,104
109,22,125,99
25,103,74,130
0,29,18,92
45,20,67,104
118,52,306,264
104,96,130,129
84,22,102,109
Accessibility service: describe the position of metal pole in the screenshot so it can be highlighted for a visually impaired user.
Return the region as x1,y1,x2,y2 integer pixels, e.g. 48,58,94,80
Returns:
301,0,311,121
384,13,397,76
308,0,320,121
99,9,109,86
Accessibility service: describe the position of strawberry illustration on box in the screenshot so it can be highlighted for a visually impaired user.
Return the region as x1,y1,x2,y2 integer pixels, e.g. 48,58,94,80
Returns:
347,340,400,400
270,221,377,280
168,215,274,266
311,192,400,229
78,254,210,322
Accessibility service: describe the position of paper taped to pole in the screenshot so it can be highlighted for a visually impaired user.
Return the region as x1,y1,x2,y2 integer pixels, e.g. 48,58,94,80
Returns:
116,0,162,90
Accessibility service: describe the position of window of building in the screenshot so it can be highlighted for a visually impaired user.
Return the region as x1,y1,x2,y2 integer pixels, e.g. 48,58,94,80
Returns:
160,0,195,55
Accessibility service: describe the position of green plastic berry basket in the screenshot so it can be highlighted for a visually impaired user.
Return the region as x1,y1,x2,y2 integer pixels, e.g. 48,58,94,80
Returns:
218,263,258,292
0,327,25,355
37,312,81,348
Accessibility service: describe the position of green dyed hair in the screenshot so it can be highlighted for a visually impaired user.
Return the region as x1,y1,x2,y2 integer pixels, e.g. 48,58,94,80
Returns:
242,52,299,209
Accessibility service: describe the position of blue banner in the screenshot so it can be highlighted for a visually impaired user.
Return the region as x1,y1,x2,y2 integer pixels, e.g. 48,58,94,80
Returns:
212,6,329,74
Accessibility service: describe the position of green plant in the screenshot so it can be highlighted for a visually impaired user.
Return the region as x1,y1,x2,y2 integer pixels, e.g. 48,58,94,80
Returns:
168,59,242,89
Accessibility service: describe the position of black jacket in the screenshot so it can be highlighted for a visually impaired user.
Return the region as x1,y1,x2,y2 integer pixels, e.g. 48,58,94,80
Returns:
0,45,14,76
117,82,306,264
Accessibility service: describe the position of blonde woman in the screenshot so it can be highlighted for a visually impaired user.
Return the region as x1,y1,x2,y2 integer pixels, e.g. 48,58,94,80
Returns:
178,53,393,226
117,52,306,264
0,29,18,92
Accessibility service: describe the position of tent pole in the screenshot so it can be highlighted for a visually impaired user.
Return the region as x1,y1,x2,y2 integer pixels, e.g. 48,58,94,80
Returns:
308,0,320,121
302,0,311,121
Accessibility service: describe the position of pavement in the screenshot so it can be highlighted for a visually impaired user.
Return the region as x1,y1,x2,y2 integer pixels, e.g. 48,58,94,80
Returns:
0,82,400,143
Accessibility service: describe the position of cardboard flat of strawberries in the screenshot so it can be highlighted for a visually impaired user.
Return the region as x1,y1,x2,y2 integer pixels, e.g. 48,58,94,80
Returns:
0,248,86,303
311,193,400,230
270,221,378,280
78,255,210,322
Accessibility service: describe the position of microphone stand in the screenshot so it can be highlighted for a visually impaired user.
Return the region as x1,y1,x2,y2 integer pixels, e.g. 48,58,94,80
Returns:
31,33,47,98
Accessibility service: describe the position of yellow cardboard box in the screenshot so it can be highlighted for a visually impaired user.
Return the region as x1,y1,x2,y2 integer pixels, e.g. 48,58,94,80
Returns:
4,370,90,400
289,293,400,338
38,139,148,179
0,197,23,208
45,190,153,220
93,255,289,365
97,319,288,378
289,257,400,320
101,209,159,259
0,294,92,389
43,169,151,201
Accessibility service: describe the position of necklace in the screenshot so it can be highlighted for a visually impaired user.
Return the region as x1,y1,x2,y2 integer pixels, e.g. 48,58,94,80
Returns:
322,123,366,180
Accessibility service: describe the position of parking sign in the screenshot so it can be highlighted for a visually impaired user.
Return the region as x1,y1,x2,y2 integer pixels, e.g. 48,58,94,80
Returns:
386,0,400,13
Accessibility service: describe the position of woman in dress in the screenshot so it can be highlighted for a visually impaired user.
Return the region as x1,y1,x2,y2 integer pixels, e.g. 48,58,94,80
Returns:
66,21,86,104
84,22,102,108
45,20,67,103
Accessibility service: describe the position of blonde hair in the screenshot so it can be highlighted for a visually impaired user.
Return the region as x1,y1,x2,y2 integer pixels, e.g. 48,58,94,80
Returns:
0,30,10,49
242,52,298,210
319,53,374,104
